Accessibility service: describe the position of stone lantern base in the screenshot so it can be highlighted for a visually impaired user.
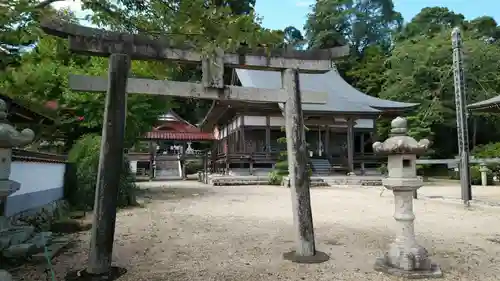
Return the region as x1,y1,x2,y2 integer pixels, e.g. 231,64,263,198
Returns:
374,257,443,279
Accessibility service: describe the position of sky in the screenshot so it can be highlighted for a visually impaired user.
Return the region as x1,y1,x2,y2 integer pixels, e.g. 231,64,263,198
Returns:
256,0,500,32
52,0,500,32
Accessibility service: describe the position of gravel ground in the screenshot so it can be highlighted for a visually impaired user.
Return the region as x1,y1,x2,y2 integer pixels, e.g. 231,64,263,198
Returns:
10,181,500,281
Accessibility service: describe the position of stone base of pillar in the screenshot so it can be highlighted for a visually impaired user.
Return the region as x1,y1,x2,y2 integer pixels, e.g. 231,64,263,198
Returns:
283,250,330,264
374,256,442,279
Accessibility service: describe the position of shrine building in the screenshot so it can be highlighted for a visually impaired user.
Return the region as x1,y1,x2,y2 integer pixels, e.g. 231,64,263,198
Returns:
198,68,417,175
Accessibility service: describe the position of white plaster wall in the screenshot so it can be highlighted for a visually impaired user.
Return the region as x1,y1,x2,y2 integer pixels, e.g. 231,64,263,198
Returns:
244,116,266,126
6,161,65,216
270,116,285,127
354,119,374,129
10,162,65,196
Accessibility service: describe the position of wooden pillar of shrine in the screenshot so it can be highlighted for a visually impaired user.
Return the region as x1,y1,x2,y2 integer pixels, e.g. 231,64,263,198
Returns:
240,116,246,152
235,116,240,152
325,125,330,156
149,141,155,180
181,142,187,180
360,133,365,173
265,116,271,153
346,118,355,173
225,126,229,173
318,127,322,156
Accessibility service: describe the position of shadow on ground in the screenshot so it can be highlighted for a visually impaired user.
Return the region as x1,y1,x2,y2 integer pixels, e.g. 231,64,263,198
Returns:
136,186,212,202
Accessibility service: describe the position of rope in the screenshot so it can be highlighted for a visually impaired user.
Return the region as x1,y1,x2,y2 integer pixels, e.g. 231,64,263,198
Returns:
42,232,57,281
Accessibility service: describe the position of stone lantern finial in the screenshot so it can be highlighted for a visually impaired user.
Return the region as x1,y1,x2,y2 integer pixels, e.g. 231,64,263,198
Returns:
390,116,407,135
0,99,35,148
373,117,430,155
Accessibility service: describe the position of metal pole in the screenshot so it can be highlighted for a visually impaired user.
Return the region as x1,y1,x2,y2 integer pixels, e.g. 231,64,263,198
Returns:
451,27,472,206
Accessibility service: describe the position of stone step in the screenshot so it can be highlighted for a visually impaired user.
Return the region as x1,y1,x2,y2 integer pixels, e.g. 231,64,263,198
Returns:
26,232,53,249
0,269,13,281
2,243,37,258
2,232,52,258
0,226,35,251
324,176,383,186
281,176,329,187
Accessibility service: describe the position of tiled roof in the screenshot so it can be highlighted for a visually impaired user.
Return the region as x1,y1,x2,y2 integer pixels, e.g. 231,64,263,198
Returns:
235,68,418,113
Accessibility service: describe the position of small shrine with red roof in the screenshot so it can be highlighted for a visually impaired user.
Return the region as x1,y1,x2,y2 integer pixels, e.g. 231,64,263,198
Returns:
129,110,214,180
144,110,214,143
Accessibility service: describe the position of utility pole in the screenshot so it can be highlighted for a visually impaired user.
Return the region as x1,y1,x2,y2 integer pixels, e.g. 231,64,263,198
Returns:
451,27,472,206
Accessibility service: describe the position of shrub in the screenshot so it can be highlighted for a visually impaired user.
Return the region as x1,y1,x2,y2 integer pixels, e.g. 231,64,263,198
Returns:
268,130,312,185
66,134,138,210
472,142,500,158
377,164,387,175
268,170,282,185
184,159,204,175
274,160,289,175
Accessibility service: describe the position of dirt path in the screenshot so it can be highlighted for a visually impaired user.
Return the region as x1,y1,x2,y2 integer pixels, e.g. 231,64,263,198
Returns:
11,182,500,281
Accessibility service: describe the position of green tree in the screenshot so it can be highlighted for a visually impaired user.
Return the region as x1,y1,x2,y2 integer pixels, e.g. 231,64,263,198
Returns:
0,0,57,69
305,0,402,54
396,7,465,41
381,28,500,157
283,26,306,49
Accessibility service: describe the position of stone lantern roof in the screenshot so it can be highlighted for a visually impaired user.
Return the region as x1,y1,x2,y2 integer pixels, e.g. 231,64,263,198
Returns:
372,117,430,155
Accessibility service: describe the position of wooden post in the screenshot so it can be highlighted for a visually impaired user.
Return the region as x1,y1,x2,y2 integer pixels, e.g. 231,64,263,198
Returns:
318,127,322,156
204,151,209,184
235,121,240,152
148,141,155,181
240,117,246,152
325,125,330,156
225,126,230,174
346,118,355,173
360,133,365,173
87,54,130,275
265,116,271,152
283,68,318,259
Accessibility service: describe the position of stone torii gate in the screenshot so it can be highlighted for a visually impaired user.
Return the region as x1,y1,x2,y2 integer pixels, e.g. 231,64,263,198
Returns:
40,19,349,277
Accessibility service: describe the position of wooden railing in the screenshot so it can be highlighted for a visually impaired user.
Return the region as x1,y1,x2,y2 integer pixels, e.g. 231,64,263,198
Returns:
353,152,383,164
212,151,383,166
12,149,67,163
215,152,278,163
251,152,279,163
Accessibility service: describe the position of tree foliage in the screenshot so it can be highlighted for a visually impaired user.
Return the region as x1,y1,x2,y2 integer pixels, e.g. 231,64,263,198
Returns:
305,0,402,54
305,1,500,158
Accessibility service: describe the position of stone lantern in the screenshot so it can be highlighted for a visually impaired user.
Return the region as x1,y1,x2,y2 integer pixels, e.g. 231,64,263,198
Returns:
0,99,35,220
479,163,489,186
372,116,442,278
